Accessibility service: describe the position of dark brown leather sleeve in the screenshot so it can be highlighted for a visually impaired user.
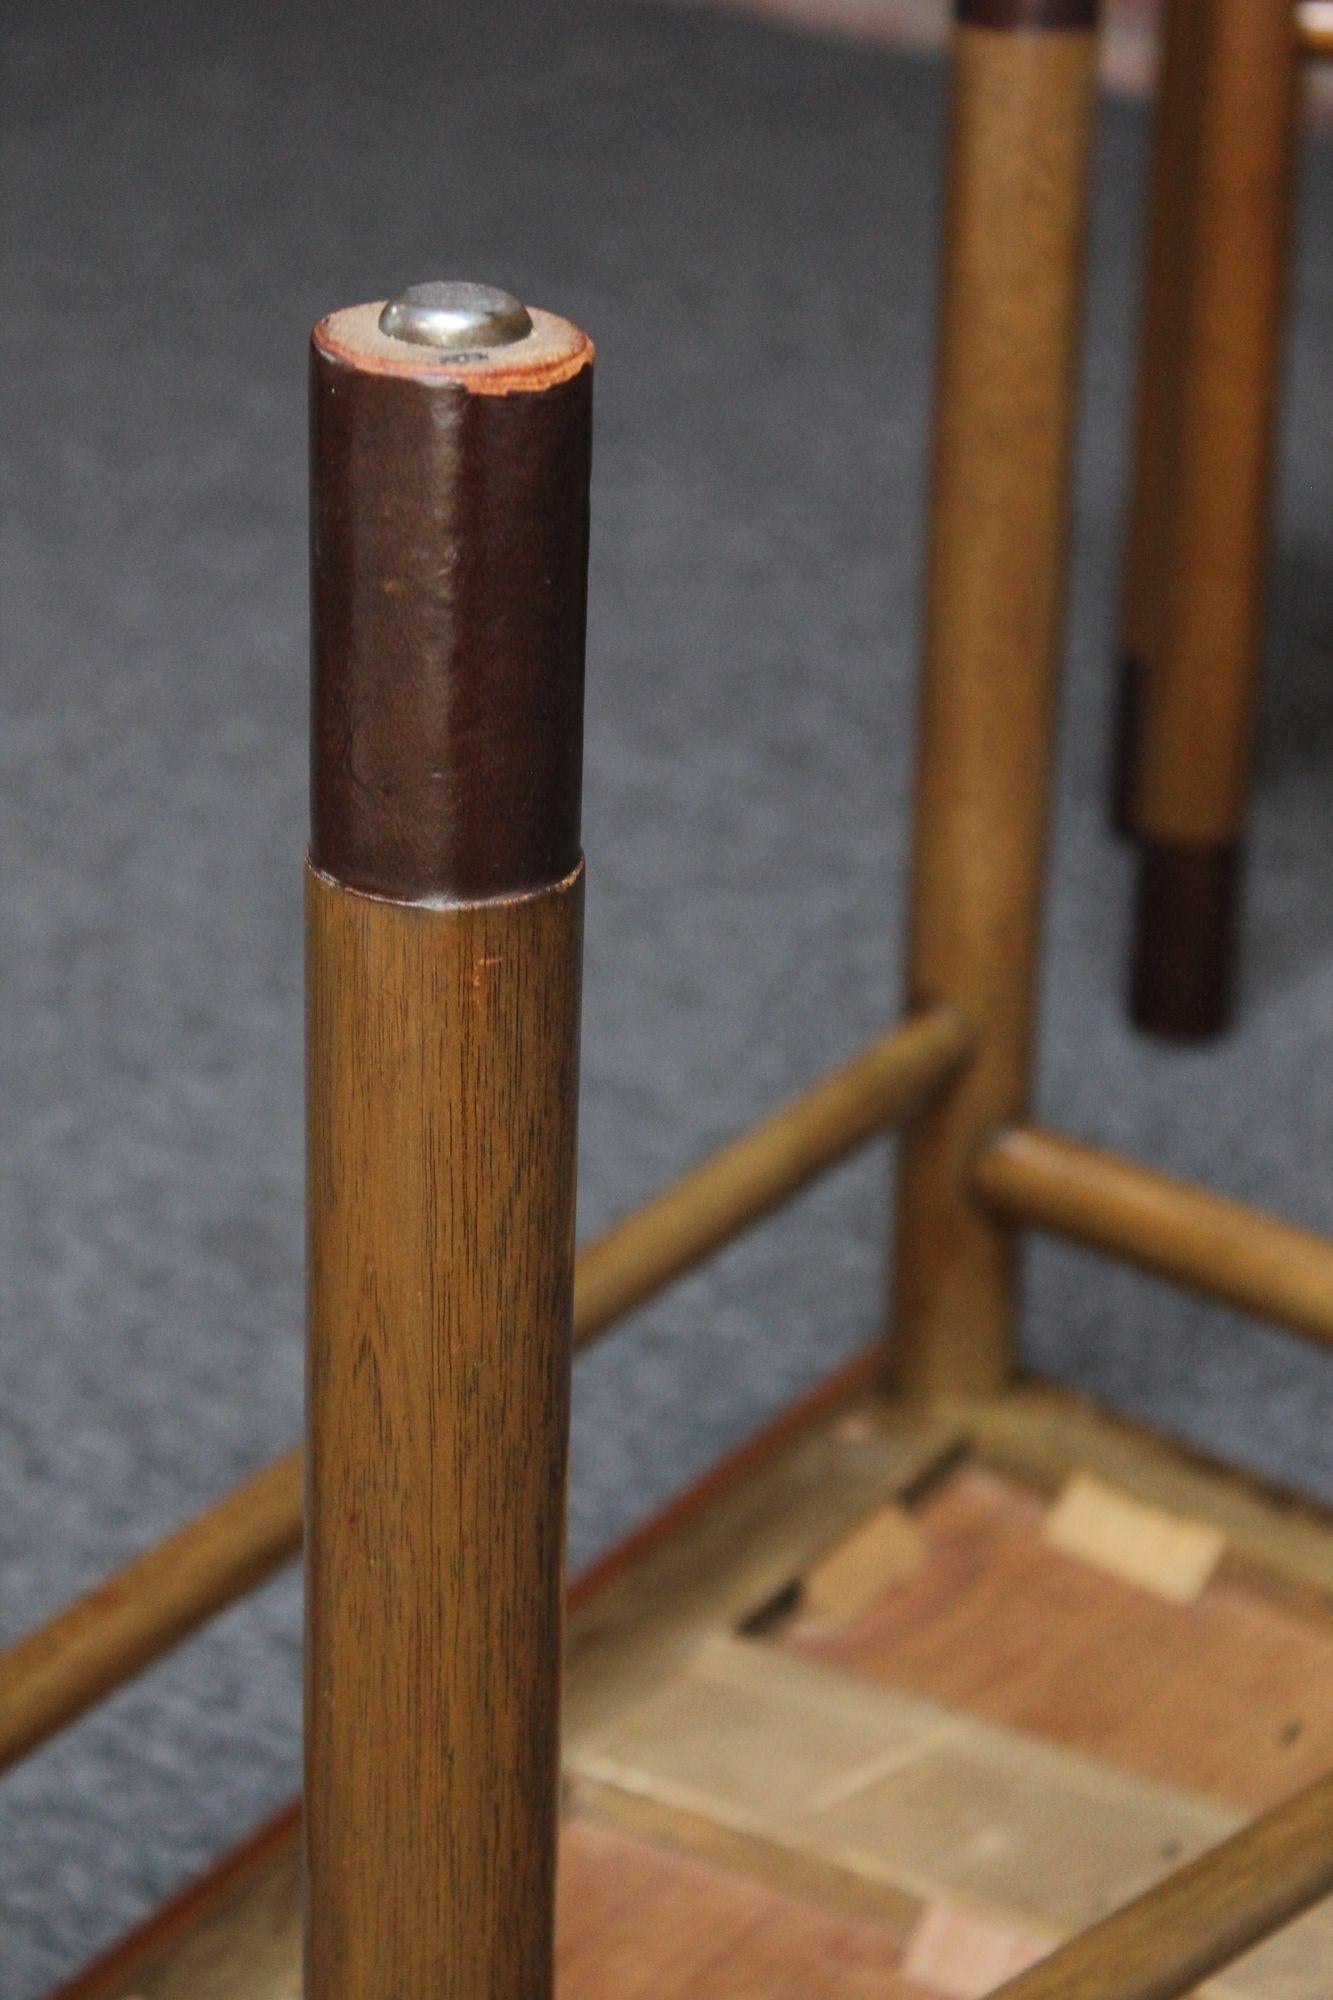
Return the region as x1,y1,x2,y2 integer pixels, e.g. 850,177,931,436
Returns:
957,0,1099,28
310,338,592,903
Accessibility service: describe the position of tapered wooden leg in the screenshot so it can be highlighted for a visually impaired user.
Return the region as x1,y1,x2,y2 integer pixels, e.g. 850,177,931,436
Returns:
891,0,1101,1401
1110,0,1209,836
304,288,593,1999
1128,0,1299,1040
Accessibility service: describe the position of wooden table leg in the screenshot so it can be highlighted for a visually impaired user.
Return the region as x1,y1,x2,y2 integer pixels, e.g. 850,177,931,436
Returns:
891,0,1101,1400
1128,0,1300,1039
1110,0,1209,837
304,288,593,1999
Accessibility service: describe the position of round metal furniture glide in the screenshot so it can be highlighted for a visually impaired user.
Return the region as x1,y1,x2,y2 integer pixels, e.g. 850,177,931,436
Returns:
378,281,534,351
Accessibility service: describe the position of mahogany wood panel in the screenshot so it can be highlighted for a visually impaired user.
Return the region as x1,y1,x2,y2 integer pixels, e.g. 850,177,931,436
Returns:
574,1657,1332,1993
788,1465,1333,1811
891,15,1099,1398
556,1814,924,2000
973,1125,1333,1350
50,1809,930,2000
959,1382,1333,1604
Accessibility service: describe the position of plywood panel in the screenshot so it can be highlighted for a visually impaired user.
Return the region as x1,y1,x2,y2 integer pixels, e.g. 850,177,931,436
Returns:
572,1636,1333,1999
557,1816,928,2000
50,1388,1333,2000
787,1467,1333,1810
1043,1471,1226,1601
562,1405,964,1749
954,1387,1333,1602
574,1636,1231,1929
55,1812,928,2000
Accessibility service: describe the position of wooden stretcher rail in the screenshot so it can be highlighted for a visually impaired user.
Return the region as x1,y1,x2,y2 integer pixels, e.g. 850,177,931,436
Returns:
0,1006,967,1776
890,4,1099,1401
0,1449,303,1778
974,1125,1333,1350
988,1765,1333,2000
575,1004,970,1344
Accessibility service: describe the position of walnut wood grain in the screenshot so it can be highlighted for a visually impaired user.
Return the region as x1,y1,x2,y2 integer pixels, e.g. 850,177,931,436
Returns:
0,1014,963,1777
305,293,592,1998
1110,0,1209,836
891,17,1099,1399
1133,0,1298,849
1128,0,1300,1039
45,1354,905,2000
305,862,583,2000
44,1383,1333,2000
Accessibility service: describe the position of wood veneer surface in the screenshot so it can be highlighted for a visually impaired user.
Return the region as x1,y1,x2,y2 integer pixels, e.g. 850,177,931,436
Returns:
786,1465,1333,1811
49,1810,929,2000
557,1816,927,2000
48,1394,1333,2000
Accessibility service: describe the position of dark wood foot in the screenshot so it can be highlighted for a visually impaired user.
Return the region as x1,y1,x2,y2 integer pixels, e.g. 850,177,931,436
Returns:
1129,839,1241,1041
1109,652,1144,838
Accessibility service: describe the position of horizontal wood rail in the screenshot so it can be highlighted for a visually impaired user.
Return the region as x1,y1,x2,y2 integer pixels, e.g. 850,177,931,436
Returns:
0,1450,304,1778
1298,2,1333,58
973,1126,1333,1350
988,1766,1333,2000
574,1005,970,1344
0,1006,969,1776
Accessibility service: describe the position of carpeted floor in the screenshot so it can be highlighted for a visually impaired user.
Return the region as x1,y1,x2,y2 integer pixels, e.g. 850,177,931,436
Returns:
2,0,1330,1990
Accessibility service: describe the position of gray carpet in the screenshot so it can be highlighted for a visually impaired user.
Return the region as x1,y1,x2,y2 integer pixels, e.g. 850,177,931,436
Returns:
2,0,1330,1989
